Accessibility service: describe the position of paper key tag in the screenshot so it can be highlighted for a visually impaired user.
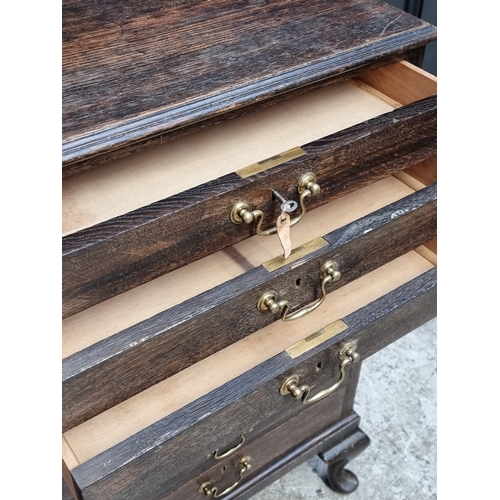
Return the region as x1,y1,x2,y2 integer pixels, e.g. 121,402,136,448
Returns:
276,213,292,259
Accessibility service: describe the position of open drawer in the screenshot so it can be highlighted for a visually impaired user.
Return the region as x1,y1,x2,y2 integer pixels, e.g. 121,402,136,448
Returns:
62,61,437,318
63,152,437,431
63,241,437,500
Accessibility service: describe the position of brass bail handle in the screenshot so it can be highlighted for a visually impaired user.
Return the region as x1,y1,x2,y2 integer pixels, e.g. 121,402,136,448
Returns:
280,341,360,404
212,429,253,460
230,172,320,236
198,457,252,497
257,260,341,321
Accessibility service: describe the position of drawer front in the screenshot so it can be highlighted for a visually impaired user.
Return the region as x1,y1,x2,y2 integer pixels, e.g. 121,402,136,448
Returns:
62,0,436,175
65,266,436,500
63,182,436,432
62,62,437,319
164,390,361,500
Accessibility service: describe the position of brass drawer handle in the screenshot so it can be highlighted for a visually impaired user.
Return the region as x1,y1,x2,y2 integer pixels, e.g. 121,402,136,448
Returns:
198,457,252,497
280,342,360,404
257,260,341,321
212,429,253,460
230,172,320,236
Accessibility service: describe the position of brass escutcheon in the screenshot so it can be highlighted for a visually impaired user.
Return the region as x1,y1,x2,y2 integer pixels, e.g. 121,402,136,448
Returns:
230,172,321,235
198,457,252,497
257,260,341,321
280,341,360,404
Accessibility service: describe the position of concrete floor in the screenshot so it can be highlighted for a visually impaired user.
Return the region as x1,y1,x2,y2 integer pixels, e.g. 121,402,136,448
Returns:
250,318,437,500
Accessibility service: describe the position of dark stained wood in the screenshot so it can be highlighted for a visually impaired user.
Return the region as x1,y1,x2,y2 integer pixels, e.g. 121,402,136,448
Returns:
163,403,360,500
62,184,437,431
317,428,371,494
63,414,364,500
62,0,437,175
63,412,363,500
71,371,351,500
62,478,77,500
62,95,437,318
405,46,426,68
67,267,436,500
62,2,438,499
214,413,365,500
341,356,362,419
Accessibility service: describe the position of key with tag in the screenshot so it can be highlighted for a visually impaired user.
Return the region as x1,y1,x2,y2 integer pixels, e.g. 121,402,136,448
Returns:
276,211,292,258
272,190,298,215
272,190,297,259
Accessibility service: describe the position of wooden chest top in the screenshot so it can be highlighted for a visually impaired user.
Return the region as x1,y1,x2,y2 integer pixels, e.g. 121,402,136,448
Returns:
62,0,436,174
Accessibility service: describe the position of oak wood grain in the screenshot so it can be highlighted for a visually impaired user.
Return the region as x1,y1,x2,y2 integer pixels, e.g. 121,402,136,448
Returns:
62,0,436,175
63,412,364,500
162,389,356,500
62,176,413,359
62,95,436,318
62,78,394,237
66,267,436,500
64,251,432,461
62,184,436,432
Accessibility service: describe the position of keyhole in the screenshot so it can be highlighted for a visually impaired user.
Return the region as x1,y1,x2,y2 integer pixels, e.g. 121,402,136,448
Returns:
221,466,227,473
296,278,301,287
316,361,323,371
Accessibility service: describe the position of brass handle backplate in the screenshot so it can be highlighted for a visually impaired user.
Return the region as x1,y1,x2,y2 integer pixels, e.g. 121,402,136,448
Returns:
257,260,341,321
280,341,360,404
198,457,252,497
230,172,320,235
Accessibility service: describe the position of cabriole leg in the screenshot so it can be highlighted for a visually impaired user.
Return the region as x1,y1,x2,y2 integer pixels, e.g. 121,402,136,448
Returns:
317,427,370,494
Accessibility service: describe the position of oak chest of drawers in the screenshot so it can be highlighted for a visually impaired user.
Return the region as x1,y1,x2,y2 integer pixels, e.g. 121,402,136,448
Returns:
62,1,437,498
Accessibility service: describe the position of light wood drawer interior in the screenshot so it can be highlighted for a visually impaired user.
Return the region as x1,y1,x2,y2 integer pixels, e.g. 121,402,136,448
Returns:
62,59,437,497
63,241,436,471
62,155,436,359
62,160,437,500
62,61,436,237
